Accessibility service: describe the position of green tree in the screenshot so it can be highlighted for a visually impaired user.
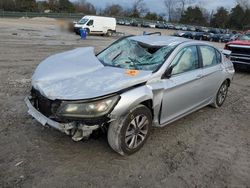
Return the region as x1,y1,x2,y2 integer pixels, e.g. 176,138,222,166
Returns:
0,0,15,11
103,4,123,16
37,1,49,12
15,0,38,12
180,6,207,25
242,8,250,29
144,12,158,20
210,7,229,28
227,5,245,29
58,0,75,12
74,0,96,14
129,0,148,18
47,0,59,12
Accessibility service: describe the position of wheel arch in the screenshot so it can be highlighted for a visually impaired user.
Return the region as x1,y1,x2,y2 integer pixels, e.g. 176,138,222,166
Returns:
225,78,231,87
140,99,154,118
110,85,154,118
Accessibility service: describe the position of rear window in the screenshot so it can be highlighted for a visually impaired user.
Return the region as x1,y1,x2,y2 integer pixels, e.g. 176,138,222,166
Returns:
199,46,217,67
215,49,222,63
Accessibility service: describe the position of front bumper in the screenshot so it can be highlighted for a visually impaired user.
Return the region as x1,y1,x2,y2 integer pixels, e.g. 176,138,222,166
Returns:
74,27,81,34
25,97,74,133
25,97,100,140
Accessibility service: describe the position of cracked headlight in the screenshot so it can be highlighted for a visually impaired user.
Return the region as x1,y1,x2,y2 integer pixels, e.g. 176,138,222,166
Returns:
57,95,120,118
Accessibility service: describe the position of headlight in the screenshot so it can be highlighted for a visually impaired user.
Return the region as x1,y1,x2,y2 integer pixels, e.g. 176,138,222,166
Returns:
57,95,120,118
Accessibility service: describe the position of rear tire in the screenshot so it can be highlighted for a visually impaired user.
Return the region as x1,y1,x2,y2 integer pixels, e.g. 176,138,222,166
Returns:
107,104,152,156
212,80,229,108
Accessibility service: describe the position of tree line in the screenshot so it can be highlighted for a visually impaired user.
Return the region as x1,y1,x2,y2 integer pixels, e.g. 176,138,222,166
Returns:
0,0,250,30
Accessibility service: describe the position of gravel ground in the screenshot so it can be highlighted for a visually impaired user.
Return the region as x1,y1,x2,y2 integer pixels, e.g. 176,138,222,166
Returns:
0,18,250,188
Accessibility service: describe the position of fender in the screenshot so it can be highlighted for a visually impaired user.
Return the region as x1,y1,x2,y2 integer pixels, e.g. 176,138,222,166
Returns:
110,85,153,119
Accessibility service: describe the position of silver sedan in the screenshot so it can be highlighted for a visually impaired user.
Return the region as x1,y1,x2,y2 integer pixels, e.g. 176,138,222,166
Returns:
25,35,234,155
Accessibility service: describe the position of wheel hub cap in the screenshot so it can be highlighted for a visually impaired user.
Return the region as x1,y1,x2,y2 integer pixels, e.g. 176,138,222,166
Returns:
125,114,149,149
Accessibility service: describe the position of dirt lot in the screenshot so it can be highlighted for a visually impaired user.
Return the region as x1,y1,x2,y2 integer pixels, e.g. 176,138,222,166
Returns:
0,18,250,188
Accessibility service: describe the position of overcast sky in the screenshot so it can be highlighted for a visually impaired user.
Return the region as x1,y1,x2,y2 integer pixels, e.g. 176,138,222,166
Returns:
78,0,237,13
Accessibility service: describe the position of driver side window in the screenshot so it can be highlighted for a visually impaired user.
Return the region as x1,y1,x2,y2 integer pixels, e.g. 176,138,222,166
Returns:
171,46,199,75
87,20,93,26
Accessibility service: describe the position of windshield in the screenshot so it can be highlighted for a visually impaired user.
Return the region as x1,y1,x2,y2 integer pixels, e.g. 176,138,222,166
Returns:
78,18,89,25
239,33,250,40
97,38,177,71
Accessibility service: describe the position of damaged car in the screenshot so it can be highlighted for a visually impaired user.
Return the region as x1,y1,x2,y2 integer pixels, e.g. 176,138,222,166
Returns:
25,35,234,155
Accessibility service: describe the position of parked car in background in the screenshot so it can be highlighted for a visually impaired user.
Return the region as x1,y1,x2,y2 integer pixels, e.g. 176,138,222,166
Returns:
74,16,116,36
117,20,125,25
181,25,188,31
187,26,196,31
209,28,221,34
141,22,150,28
124,20,131,26
25,35,234,155
221,34,234,43
225,32,250,69
148,23,156,28
196,26,208,32
209,33,224,42
192,32,205,40
174,31,193,38
174,25,181,30
230,33,242,41
156,23,165,29
166,23,174,29
131,20,139,27
201,32,213,41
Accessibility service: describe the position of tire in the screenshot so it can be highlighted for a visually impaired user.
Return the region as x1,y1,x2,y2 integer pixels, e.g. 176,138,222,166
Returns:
212,80,229,108
107,104,152,156
85,28,90,35
106,30,112,37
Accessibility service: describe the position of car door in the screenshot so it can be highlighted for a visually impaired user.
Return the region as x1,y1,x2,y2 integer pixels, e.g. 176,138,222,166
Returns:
198,45,224,102
160,45,205,124
86,19,95,32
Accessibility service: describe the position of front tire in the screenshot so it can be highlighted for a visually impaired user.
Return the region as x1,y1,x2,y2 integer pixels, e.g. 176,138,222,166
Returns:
107,104,152,156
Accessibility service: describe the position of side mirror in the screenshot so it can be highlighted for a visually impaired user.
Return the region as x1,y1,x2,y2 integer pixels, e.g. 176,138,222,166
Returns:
161,66,173,79
221,49,231,58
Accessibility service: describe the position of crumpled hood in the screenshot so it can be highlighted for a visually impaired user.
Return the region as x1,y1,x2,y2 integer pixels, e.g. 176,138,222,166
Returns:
32,47,152,100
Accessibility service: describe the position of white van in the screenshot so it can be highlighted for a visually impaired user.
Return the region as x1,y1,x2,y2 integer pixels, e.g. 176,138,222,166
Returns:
74,16,116,36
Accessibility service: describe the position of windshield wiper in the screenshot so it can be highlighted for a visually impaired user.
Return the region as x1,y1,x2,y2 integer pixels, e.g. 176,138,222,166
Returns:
112,51,122,62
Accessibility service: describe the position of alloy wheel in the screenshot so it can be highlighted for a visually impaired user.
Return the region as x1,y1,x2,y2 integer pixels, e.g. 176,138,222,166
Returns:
217,83,228,105
125,114,149,149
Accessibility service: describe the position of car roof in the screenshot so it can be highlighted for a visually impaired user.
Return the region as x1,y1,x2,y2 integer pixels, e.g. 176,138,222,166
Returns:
128,35,190,47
